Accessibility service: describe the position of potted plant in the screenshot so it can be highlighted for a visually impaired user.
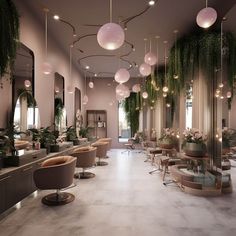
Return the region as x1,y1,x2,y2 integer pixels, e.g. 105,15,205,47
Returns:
222,127,236,154
182,128,207,157
159,128,177,149
38,127,59,153
64,126,79,145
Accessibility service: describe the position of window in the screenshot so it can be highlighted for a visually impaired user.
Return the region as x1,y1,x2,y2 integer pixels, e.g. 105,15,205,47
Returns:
118,102,131,142
186,86,193,129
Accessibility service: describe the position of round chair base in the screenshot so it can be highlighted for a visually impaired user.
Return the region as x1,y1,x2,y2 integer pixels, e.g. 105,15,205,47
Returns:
42,192,75,206
74,172,96,179
96,161,108,166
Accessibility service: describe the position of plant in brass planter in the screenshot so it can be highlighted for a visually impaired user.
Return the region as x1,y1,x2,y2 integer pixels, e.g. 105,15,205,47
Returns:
182,128,207,157
159,128,177,149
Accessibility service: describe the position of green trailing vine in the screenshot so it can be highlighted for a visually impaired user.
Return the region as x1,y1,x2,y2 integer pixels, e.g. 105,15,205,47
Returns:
167,30,236,103
0,0,19,78
123,92,140,137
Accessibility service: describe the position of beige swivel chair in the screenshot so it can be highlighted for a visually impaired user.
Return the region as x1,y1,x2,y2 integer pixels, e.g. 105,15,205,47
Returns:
33,156,76,206
98,138,112,150
97,138,112,158
92,141,109,166
72,146,97,179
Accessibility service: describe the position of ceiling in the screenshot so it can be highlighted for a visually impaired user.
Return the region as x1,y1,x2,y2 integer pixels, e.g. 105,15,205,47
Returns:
22,0,236,78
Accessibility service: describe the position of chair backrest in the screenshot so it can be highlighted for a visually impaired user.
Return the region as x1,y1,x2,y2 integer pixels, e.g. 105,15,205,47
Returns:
34,156,76,190
92,142,108,158
72,147,97,168
98,138,112,150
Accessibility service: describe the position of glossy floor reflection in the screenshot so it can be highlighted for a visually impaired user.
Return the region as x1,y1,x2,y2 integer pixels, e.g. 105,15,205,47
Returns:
1,149,236,236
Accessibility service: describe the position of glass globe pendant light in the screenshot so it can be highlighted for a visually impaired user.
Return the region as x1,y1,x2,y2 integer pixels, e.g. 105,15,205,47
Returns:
173,30,179,79
144,38,157,66
162,41,169,95
97,0,125,50
83,72,88,105
114,68,130,84
88,81,94,88
196,0,217,29
132,84,141,93
142,91,148,99
67,46,74,94
42,8,52,75
139,39,151,76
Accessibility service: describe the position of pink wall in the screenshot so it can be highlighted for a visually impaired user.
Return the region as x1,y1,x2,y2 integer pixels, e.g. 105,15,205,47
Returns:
85,78,139,148
0,1,85,128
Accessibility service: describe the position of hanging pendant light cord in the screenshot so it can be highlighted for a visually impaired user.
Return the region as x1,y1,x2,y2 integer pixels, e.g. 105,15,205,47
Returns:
164,42,167,80
69,47,72,79
110,0,113,22
220,20,223,85
156,36,159,74
174,31,177,74
45,10,48,58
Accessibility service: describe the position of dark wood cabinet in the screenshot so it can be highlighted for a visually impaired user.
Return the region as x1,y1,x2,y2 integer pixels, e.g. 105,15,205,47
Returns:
0,163,39,214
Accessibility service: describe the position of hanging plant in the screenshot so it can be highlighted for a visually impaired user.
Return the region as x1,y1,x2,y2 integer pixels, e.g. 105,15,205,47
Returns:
167,30,236,99
0,0,19,78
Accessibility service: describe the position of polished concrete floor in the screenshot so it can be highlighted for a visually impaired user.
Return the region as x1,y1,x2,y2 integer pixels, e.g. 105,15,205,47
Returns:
1,149,236,236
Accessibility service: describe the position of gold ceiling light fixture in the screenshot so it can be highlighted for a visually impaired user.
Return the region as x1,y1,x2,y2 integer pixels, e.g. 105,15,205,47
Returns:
42,8,52,75
53,14,77,37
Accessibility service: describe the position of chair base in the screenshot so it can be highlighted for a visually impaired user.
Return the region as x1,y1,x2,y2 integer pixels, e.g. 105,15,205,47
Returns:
74,171,95,179
96,161,108,166
42,192,75,206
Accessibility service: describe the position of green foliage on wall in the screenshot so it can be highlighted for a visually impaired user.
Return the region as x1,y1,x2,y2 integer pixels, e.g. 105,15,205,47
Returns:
0,0,19,77
167,30,236,97
123,93,140,137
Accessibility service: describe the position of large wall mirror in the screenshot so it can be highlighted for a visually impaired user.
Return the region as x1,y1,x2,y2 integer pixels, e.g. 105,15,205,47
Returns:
74,87,82,137
12,43,40,132
54,72,66,132
219,6,236,166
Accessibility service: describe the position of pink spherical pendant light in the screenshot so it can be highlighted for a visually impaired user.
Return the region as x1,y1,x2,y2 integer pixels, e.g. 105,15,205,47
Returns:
97,23,125,50
139,63,151,76
142,91,148,99
24,80,31,88
144,52,157,66
42,62,52,75
114,68,130,84
132,84,141,93
196,7,217,29
88,81,94,88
